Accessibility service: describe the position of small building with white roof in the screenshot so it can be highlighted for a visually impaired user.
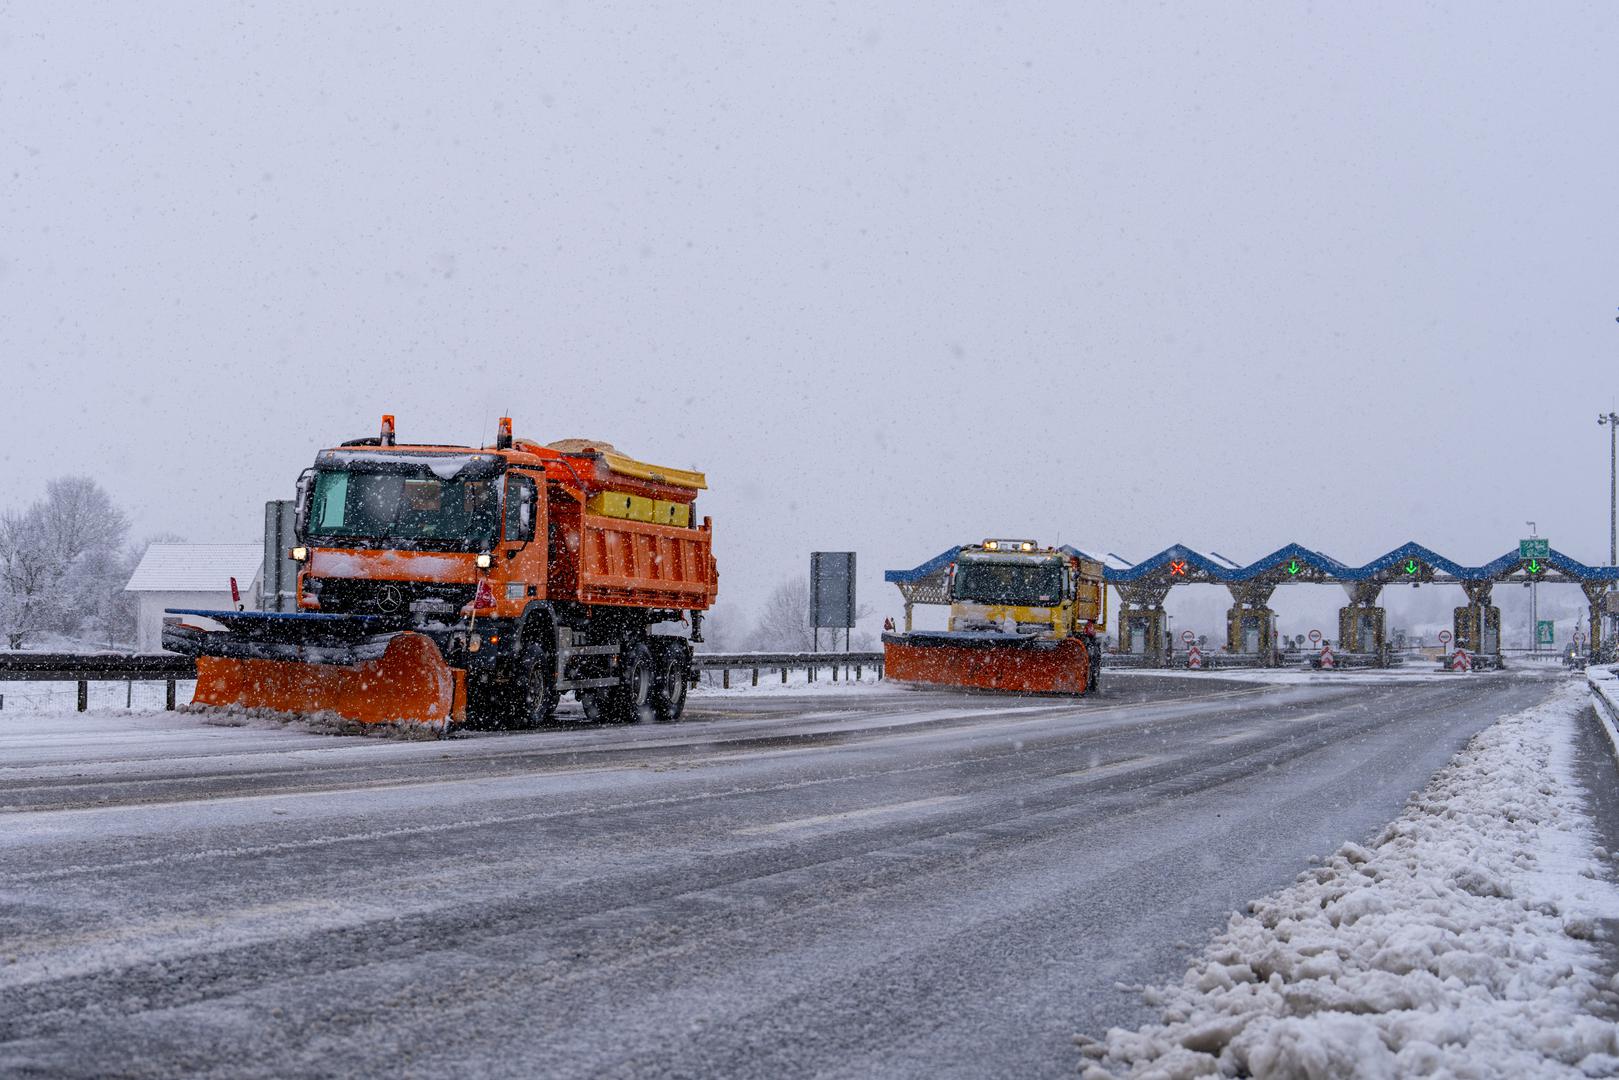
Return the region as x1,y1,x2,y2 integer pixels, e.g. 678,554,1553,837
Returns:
124,544,264,652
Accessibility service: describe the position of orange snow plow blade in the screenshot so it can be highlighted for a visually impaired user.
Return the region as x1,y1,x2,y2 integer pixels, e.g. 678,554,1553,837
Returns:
882,632,1092,695
191,631,466,729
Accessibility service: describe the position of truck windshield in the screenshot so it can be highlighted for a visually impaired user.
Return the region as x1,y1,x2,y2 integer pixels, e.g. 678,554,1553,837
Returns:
953,559,1065,605
305,469,500,550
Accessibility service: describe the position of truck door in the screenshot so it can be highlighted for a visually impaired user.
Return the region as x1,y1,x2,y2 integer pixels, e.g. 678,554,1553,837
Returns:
502,471,547,601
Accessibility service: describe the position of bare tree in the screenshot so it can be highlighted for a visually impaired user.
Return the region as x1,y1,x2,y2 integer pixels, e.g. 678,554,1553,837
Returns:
0,507,58,648
749,576,814,652
0,477,132,648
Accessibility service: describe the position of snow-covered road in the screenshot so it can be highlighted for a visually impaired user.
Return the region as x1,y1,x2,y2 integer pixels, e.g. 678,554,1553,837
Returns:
0,670,1593,1078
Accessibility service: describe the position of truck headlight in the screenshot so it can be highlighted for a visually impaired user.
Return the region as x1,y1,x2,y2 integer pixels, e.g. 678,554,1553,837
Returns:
476,554,492,569
290,546,308,562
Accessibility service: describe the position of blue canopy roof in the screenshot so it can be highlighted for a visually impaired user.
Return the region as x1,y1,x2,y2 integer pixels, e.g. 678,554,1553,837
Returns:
888,542,1619,586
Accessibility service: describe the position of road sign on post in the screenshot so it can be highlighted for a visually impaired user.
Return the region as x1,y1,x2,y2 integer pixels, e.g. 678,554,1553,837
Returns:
1438,630,1453,647
810,552,857,651
1536,620,1554,646
1308,629,1322,646
1519,538,1550,560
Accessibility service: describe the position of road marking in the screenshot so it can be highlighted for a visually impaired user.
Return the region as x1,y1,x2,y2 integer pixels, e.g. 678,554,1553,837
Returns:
735,795,965,835
1058,754,1166,778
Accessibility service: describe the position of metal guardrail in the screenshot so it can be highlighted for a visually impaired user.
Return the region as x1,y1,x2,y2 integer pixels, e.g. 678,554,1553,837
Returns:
0,652,193,711
0,649,889,710
693,651,885,688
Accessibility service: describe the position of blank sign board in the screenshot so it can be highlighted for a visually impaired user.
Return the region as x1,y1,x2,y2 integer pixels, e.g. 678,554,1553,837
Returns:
810,552,857,629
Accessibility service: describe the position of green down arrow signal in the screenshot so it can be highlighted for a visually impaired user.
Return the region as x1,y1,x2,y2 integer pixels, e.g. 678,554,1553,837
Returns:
1405,560,1418,574
1287,560,1300,575
1528,559,1542,574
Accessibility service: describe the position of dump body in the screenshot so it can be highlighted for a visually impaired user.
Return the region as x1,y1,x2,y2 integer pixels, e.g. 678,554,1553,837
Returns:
165,419,717,729
882,540,1104,696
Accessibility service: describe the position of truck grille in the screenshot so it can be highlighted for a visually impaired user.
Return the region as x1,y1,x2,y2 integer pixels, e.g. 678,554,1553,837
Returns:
310,578,477,618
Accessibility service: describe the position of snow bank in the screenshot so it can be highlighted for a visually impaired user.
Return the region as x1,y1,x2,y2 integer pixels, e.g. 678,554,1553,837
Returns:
1078,681,1619,1079
1589,666,1619,764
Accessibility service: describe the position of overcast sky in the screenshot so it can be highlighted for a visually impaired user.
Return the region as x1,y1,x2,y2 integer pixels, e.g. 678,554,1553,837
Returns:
4,2,1617,638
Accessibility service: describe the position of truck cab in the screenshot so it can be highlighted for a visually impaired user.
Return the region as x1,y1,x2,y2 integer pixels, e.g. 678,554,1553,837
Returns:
947,539,1106,640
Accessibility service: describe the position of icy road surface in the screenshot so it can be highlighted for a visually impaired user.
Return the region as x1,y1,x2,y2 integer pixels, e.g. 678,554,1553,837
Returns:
0,671,1574,1078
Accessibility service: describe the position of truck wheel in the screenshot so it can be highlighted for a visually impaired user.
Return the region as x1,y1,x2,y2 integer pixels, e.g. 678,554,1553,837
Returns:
581,643,657,724
652,644,689,723
514,638,560,727
618,642,658,724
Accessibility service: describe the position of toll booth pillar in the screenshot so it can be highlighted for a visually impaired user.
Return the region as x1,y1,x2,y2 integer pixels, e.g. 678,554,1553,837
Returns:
1337,606,1386,656
1225,581,1280,665
1226,606,1278,663
1454,582,1499,660
1582,582,1610,661
1120,607,1167,662
1337,582,1386,662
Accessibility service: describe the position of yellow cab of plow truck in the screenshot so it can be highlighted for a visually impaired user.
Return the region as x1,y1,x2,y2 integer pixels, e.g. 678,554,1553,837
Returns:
881,540,1106,695
162,415,719,731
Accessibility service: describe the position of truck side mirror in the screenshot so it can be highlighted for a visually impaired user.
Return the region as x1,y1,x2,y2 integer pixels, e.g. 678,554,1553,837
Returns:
292,468,315,540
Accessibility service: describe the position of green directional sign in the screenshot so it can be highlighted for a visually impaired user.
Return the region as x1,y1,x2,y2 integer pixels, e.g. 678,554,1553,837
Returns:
1536,620,1554,646
1403,559,1420,575
1527,558,1543,575
1286,559,1300,575
1519,538,1549,560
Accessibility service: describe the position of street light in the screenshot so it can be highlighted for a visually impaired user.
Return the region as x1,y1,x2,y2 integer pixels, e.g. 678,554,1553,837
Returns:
1526,520,1538,652
1602,413,1618,571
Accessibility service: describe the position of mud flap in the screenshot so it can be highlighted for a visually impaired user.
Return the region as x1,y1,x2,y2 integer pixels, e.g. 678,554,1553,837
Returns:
191,631,467,729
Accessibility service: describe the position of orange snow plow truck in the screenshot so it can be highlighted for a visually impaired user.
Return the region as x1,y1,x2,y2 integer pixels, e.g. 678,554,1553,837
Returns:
163,416,718,730
882,540,1105,695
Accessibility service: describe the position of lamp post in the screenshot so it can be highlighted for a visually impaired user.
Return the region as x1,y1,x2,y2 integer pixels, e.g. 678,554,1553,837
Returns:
1603,411,1618,659
1602,413,1618,571
1526,521,1538,653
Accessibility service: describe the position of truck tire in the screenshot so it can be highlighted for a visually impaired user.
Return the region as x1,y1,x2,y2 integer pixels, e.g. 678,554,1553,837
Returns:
651,641,690,723
582,642,657,724
618,641,658,724
512,637,560,727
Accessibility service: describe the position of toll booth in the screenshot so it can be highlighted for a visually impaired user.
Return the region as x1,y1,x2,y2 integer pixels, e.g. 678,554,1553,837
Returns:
1225,606,1277,662
1337,582,1386,659
1120,607,1166,659
1453,605,1500,657
1338,606,1386,655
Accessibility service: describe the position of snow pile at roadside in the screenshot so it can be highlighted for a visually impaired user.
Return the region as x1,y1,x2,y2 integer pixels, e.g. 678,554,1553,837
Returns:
1078,682,1619,1079
1589,667,1619,755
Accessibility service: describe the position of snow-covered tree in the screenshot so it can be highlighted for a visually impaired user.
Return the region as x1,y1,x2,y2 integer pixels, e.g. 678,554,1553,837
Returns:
0,477,132,648
748,576,815,652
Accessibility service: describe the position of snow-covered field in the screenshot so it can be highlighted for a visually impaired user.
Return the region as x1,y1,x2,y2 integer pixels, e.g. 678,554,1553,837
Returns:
1078,679,1619,1078
0,678,195,714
